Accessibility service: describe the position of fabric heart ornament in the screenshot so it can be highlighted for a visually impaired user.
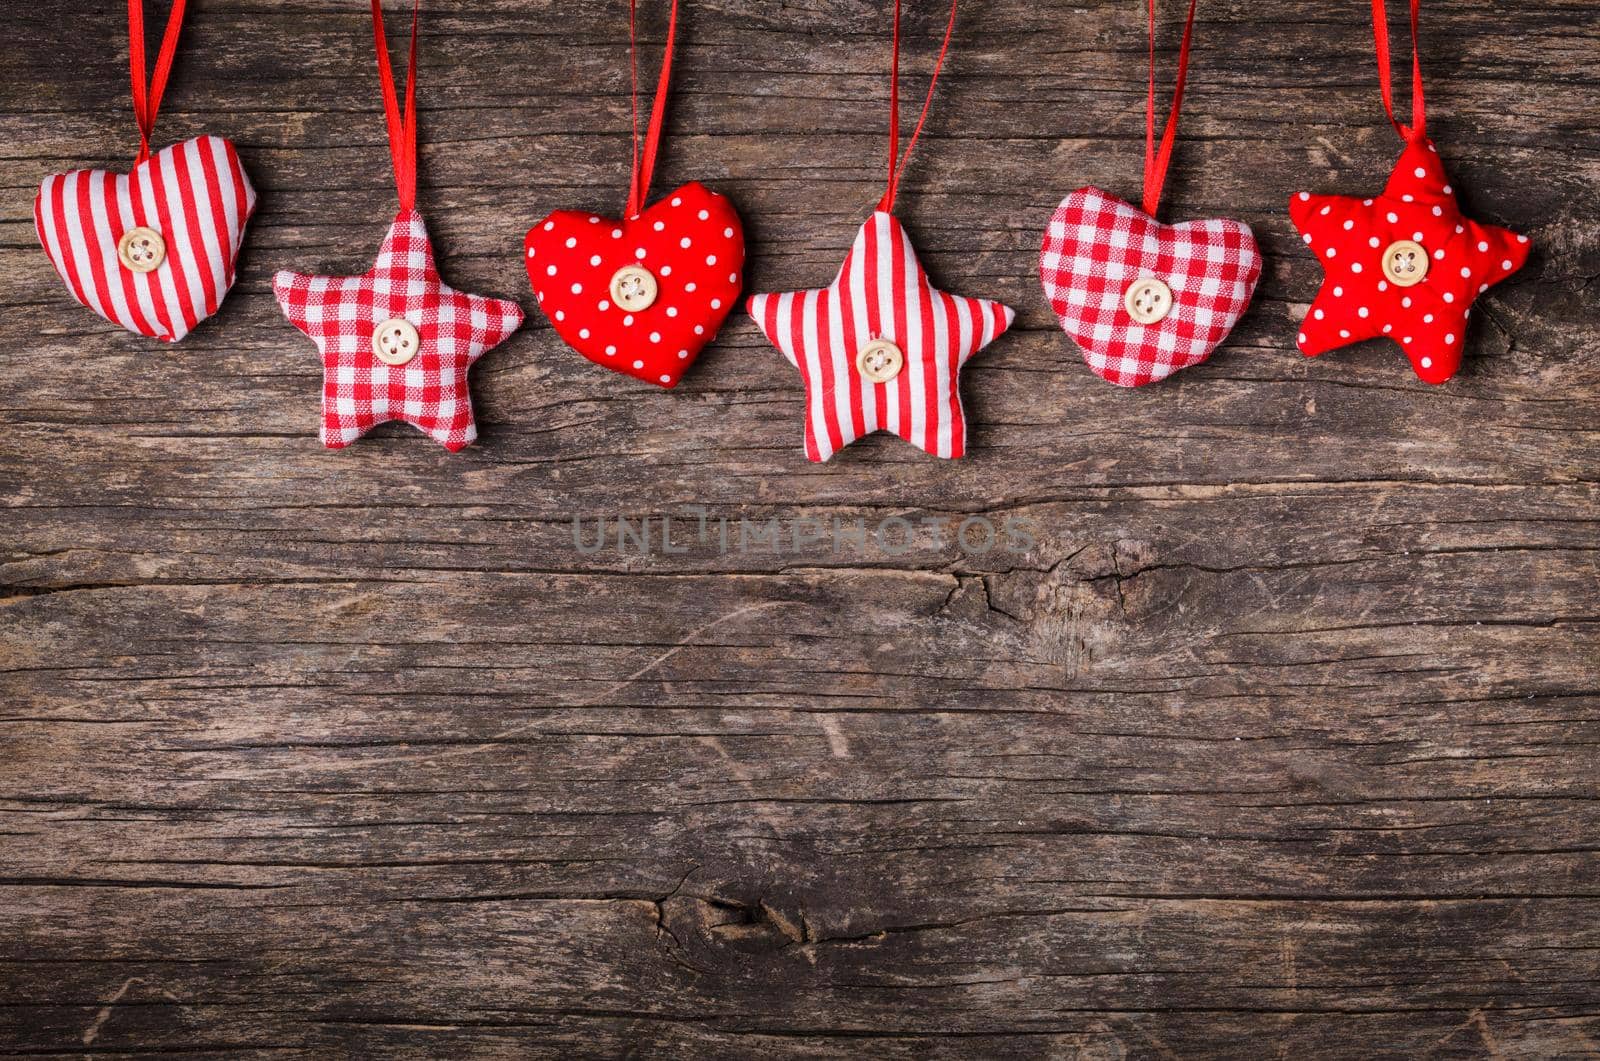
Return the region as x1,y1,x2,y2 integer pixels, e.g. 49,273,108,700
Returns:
1041,186,1261,386
1039,0,1260,387
34,1,256,343
526,182,744,388
525,0,746,388
35,136,256,344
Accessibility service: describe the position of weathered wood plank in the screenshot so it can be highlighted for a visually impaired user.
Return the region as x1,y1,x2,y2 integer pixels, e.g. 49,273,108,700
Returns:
1,0,1597,1056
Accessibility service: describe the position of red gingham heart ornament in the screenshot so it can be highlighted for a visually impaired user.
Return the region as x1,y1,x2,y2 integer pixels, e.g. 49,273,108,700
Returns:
36,136,256,344
526,182,744,388
1041,187,1261,387
1038,0,1261,387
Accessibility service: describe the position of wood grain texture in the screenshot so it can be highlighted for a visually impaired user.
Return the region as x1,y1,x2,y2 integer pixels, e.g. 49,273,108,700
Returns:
1,0,1597,1056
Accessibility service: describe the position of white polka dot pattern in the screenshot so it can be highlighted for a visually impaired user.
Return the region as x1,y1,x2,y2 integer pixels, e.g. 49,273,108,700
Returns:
1289,135,1530,384
525,182,743,389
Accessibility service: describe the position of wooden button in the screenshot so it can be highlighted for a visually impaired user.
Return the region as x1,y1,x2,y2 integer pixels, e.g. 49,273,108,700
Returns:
1123,277,1172,324
1381,240,1429,287
116,226,165,274
610,266,658,311
372,318,420,366
855,339,904,383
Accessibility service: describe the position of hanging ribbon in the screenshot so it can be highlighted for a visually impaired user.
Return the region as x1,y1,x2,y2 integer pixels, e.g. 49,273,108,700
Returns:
128,0,187,164
1372,0,1426,141
878,0,960,214
1141,0,1197,219
371,0,420,212
626,0,680,218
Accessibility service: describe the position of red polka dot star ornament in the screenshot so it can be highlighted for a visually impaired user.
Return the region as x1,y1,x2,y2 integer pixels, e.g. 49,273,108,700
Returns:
274,2,523,452
746,0,1015,461
35,0,257,343
1289,0,1530,384
524,0,744,389
1039,0,1262,387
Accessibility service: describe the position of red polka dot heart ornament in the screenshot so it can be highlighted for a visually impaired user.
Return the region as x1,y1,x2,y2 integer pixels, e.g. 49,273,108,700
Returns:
746,0,1015,461
1289,0,1529,384
34,0,256,343
273,2,523,452
525,0,744,389
1040,0,1261,387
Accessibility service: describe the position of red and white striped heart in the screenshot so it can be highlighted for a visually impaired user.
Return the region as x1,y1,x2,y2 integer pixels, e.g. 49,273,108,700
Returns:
1040,187,1261,387
34,136,257,343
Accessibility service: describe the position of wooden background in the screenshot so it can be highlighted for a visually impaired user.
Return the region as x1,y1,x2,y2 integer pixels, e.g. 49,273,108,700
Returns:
2,0,1597,1056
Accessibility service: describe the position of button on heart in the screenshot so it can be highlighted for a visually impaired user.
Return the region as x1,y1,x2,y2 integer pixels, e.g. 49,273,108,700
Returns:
525,181,745,389
34,135,257,343
1040,187,1262,387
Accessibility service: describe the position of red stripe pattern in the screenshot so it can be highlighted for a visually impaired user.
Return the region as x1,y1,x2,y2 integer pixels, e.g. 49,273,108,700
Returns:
1040,187,1261,387
34,136,256,343
273,211,524,453
747,212,1014,462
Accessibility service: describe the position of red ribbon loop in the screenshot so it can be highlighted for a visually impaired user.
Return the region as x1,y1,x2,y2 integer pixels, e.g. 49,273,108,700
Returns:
371,0,420,212
626,0,680,217
1372,0,1426,141
1141,0,1197,219
879,0,960,214
128,0,187,164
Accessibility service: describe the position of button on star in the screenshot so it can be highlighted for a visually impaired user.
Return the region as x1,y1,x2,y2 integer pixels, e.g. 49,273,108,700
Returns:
747,212,1014,461
1290,136,1530,384
274,211,523,451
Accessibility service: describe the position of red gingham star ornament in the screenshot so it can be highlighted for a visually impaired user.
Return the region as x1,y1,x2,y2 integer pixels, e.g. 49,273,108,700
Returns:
275,212,522,451
1289,0,1529,384
273,1,522,452
525,0,744,389
746,0,1015,461
1039,0,1260,387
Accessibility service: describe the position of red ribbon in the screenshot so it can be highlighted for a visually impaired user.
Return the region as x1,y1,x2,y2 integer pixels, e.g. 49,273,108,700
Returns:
1372,0,1426,141
626,0,679,217
371,0,420,212
879,0,960,214
128,0,187,164
1141,0,1197,219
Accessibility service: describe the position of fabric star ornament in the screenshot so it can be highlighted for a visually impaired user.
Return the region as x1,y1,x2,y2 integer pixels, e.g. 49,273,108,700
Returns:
274,210,523,452
274,1,522,452
747,212,1014,461
1290,135,1529,384
747,0,1013,461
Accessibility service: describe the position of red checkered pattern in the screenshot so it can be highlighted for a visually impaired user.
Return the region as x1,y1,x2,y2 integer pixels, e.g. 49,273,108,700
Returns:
274,210,523,452
1040,187,1261,387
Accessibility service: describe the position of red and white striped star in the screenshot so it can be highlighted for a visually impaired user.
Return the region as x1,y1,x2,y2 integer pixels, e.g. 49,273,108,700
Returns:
747,212,1014,462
